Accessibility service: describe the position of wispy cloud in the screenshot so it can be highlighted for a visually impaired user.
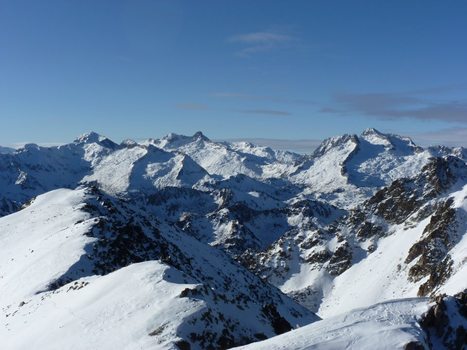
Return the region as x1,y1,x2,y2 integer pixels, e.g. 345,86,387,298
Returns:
228,30,296,56
321,89,467,123
411,127,467,147
237,109,291,116
212,92,314,105
229,32,293,44
212,92,259,99
176,103,209,111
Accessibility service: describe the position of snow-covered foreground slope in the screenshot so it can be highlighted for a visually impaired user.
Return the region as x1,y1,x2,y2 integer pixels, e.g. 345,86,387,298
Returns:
235,298,431,350
2,261,204,350
0,187,318,349
0,189,93,307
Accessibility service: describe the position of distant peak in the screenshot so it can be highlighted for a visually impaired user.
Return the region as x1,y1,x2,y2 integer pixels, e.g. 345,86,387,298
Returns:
75,132,106,144
74,132,119,149
121,139,137,147
361,128,419,149
362,128,383,136
193,131,209,141
161,131,210,144
313,134,358,157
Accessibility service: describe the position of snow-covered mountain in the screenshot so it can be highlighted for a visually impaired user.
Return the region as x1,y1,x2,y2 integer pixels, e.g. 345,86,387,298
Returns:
0,129,465,349
144,131,302,180
0,187,317,349
235,292,467,350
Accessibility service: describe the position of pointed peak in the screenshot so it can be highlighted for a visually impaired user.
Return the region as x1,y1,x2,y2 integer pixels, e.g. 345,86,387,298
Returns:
74,131,106,144
74,132,119,149
192,131,209,141
362,128,383,136
360,128,392,146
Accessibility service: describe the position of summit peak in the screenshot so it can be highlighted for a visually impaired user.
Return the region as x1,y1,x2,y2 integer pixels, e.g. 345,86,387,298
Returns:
74,131,106,144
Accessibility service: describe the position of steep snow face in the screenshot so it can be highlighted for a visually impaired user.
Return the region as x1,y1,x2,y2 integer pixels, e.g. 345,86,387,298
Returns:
291,134,364,207
235,298,431,350
83,145,210,194
346,129,426,188
83,145,148,193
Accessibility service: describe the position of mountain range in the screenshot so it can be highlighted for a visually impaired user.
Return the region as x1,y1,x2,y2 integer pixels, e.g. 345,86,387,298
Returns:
0,128,465,349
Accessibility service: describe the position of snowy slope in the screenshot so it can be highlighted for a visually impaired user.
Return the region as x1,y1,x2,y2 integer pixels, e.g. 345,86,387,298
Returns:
145,132,302,180
0,186,319,349
0,188,94,307
83,144,211,194
235,298,431,350
2,261,205,350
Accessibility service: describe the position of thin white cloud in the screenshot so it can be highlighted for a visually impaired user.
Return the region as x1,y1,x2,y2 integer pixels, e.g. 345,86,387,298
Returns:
228,31,296,56
212,91,314,105
321,88,467,123
237,109,292,116
229,32,293,44
176,103,209,111
411,127,467,147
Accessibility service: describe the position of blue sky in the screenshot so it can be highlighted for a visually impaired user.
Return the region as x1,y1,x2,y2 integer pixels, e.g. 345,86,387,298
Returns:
1,0,466,147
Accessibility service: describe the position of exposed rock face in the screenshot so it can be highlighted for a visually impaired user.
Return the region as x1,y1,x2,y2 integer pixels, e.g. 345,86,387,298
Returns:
328,241,353,276
366,156,466,225
366,178,423,224
420,291,467,350
406,199,459,296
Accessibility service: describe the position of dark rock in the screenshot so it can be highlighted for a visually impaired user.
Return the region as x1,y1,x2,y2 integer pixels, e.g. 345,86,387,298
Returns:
261,303,292,334
175,340,191,350
419,291,467,350
403,341,425,350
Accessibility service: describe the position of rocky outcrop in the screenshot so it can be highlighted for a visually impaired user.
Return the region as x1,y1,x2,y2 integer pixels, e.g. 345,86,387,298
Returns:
405,199,458,296
420,291,467,350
